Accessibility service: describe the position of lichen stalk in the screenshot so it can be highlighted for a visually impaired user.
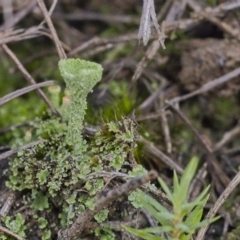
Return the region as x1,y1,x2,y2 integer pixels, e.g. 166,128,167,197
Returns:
58,59,103,151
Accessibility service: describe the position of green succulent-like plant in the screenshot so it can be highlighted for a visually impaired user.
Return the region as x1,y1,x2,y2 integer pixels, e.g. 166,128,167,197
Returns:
124,157,220,240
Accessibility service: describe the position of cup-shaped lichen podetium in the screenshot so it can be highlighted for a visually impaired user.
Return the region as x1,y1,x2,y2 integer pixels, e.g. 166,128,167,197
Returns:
58,58,103,151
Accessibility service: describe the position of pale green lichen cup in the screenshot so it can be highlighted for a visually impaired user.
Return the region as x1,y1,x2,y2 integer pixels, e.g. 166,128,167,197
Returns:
58,58,103,151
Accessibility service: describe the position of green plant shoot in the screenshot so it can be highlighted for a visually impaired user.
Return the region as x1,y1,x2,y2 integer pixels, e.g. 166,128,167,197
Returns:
124,157,220,240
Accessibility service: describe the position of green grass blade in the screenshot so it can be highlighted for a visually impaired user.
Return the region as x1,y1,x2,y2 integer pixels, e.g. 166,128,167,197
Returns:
123,226,165,240
182,193,210,219
141,226,174,234
158,177,173,201
184,206,203,228
173,171,180,197
190,216,220,229
140,194,172,226
176,157,198,204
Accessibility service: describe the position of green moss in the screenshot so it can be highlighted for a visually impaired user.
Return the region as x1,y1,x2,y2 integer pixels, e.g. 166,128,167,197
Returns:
213,96,238,128
86,81,135,124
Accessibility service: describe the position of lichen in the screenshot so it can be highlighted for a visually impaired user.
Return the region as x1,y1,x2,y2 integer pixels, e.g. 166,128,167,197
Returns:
6,58,141,239
0,213,26,239
58,58,103,151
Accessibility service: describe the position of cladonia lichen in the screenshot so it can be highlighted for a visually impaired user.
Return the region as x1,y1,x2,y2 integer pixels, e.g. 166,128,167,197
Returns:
58,59,103,151
6,58,140,239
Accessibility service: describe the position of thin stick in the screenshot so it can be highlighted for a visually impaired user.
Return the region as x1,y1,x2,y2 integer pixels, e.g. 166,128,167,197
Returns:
0,81,55,106
132,39,160,82
0,191,16,217
1,44,59,115
169,67,240,104
0,225,24,240
58,171,158,240
188,0,240,42
36,0,66,59
214,124,240,151
160,109,172,153
0,0,36,31
167,102,231,187
0,140,45,161
138,137,184,174
38,0,58,27
196,171,240,240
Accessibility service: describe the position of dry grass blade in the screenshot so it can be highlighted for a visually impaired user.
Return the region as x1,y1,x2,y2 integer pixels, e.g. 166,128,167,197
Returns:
138,136,184,174
170,67,240,104
2,44,59,115
196,171,240,240
38,0,58,27
36,0,66,59
167,101,231,187
214,124,240,151
138,0,151,46
148,0,165,48
2,0,13,25
132,39,160,82
138,0,165,48
53,11,139,24
0,81,55,107
0,0,36,31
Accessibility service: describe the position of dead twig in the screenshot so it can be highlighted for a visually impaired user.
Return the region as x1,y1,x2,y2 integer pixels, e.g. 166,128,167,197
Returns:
157,0,173,21
214,123,240,151
0,191,16,217
0,225,24,240
82,43,114,58
1,44,59,114
0,0,36,31
38,0,58,27
188,162,208,202
36,0,66,59
160,109,172,154
58,170,158,240
138,137,183,174
0,140,45,161
167,102,231,188
53,11,139,24
217,0,240,11
169,67,240,104
0,80,56,106
196,171,240,240
132,39,160,82
188,0,240,42
165,0,188,22
138,78,173,112
0,27,70,51
0,121,34,134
